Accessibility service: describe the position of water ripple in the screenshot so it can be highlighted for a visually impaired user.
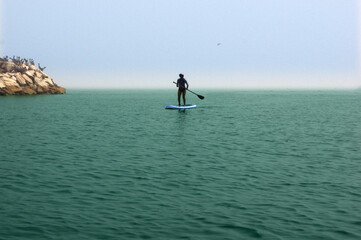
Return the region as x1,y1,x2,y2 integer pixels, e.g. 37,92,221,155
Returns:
1,90,361,239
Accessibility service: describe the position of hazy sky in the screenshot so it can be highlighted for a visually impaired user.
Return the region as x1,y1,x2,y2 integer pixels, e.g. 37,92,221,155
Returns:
1,0,360,89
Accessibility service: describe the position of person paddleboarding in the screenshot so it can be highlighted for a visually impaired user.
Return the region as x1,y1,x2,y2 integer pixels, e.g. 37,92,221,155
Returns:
176,73,189,106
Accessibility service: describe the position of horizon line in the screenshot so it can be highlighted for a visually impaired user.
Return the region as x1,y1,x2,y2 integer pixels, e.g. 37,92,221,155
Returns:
65,86,361,91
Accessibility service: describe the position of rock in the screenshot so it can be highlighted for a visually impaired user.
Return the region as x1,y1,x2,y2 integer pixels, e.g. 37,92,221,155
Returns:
0,86,23,95
29,65,38,71
22,87,37,95
21,64,29,70
0,62,26,73
1,76,20,87
0,57,65,96
2,62,15,72
43,77,54,86
35,71,43,78
15,73,27,85
0,78,5,88
33,76,42,85
25,70,35,79
21,74,33,84
40,71,49,78
50,86,66,94
35,86,45,93
57,87,66,94
37,79,50,88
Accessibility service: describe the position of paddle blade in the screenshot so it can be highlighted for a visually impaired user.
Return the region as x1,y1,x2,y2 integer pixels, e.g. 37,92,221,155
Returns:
198,95,205,100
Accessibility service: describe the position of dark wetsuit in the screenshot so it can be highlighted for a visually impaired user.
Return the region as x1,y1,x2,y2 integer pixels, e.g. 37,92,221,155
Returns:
177,78,189,92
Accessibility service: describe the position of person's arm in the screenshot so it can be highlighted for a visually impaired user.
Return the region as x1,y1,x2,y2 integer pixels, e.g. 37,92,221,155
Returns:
185,80,189,89
176,79,179,87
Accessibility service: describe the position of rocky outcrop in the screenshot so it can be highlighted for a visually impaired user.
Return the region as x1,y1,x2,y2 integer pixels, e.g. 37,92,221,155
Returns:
0,56,65,96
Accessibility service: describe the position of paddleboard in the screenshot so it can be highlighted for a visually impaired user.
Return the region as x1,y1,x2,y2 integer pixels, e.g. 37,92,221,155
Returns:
165,105,197,110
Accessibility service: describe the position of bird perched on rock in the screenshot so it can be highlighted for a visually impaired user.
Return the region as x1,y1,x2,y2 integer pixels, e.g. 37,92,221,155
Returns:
38,63,46,71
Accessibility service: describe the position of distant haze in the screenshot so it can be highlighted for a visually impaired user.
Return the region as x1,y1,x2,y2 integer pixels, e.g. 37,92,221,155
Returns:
359,0,361,78
2,0,360,89
0,0,2,56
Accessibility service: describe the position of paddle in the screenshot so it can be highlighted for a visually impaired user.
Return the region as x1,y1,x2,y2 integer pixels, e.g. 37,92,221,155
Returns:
173,81,205,100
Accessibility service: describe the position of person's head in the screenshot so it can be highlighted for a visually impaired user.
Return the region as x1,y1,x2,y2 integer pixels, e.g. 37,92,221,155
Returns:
179,73,184,78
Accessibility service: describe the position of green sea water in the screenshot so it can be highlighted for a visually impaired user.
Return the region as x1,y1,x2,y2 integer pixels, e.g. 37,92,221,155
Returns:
1,90,361,240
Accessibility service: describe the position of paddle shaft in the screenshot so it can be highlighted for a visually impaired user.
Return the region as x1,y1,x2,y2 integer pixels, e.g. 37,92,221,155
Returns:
173,81,204,100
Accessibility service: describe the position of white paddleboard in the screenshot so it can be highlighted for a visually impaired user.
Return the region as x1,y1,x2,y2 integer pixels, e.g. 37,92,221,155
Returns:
165,105,197,110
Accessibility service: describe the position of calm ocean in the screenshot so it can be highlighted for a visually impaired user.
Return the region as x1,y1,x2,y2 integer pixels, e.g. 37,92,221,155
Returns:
1,90,360,240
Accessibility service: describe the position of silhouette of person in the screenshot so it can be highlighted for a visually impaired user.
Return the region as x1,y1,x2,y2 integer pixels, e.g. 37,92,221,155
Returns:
176,73,189,106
